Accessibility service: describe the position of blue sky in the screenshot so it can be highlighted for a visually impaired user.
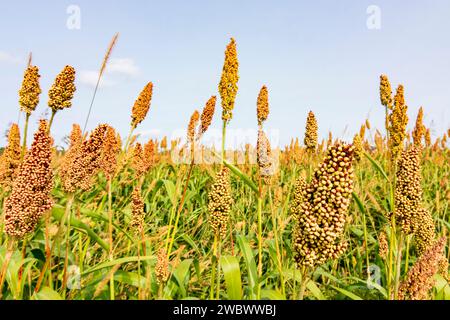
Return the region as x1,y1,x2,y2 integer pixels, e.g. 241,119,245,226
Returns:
1,0,449,148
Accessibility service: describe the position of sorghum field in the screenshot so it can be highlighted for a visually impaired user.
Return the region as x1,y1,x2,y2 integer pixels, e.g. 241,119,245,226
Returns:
0,37,449,301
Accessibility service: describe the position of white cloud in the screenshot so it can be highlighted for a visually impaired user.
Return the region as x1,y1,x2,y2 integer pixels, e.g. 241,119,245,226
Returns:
107,58,140,76
79,57,140,88
0,51,22,64
79,70,116,88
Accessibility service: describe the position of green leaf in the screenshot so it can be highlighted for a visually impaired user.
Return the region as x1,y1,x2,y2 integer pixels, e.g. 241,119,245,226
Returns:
236,235,258,298
220,255,242,300
364,152,389,182
261,289,285,300
330,285,363,300
212,151,258,194
163,179,177,206
171,259,193,298
32,287,63,300
82,255,156,275
52,206,110,251
114,270,146,288
306,280,326,300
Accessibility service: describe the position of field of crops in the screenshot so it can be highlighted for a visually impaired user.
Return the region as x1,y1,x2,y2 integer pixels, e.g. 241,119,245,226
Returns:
0,37,449,301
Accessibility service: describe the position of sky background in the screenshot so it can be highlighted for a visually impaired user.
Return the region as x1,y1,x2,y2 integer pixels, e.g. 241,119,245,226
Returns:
0,0,449,149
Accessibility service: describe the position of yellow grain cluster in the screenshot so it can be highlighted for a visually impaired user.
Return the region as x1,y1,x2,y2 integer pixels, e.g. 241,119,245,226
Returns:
131,82,153,127
19,66,41,115
388,85,408,161
219,38,239,122
380,74,393,109
48,65,76,111
394,146,435,255
0,123,21,187
292,143,355,267
304,111,318,152
412,107,426,147
208,167,232,238
257,129,273,183
257,85,269,126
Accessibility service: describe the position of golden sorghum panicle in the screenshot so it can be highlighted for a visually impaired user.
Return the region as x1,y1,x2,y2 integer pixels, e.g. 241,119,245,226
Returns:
69,124,83,148
0,123,21,187
155,248,170,284
359,124,366,141
130,187,145,235
399,236,447,300
208,167,232,238
19,66,41,114
365,119,371,130
60,124,108,193
380,74,393,109
100,126,120,180
219,38,239,122
352,134,363,162
257,129,273,183
394,146,435,255
48,65,76,112
4,120,53,238
161,136,167,150
292,143,355,268
132,142,145,178
199,96,216,137
388,85,408,161
131,82,153,127
304,111,318,152
187,110,200,146
143,138,155,172
425,128,431,148
378,231,388,259
412,107,425,147
257,85,269,126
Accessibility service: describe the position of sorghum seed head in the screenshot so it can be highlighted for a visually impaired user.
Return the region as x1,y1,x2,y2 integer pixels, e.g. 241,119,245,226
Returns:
19,66,41,114
380,74,393,109
257,129,273,182
187,110,200,145
0,123,21,188
219,38,239,122
131,142,145,178
304,111,318,152
130,187,145,235
208,167,232,238
60,124,108,193
155,248,170,284
4,120,53,238
352,134,363,162
378,231,388,260
100,126,120,180
425,128,431,148
199,96,216,137
131,82,153,127
292,142,355,268
388,85,408,161
412,107,426,147
69,124,83,148
257,85,269,125
399,237,447,300
48,65,76,112
143,138,155,172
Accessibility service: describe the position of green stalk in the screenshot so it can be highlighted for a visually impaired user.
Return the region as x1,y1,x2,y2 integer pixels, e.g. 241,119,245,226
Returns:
107,179,115,300
21,113,30,160
0,238,15,299
221,120,227,164
393,233,404,300
268,189,285,297
257,189,263,299
124,124,136,152
210,234,218,300
48,109,56,133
